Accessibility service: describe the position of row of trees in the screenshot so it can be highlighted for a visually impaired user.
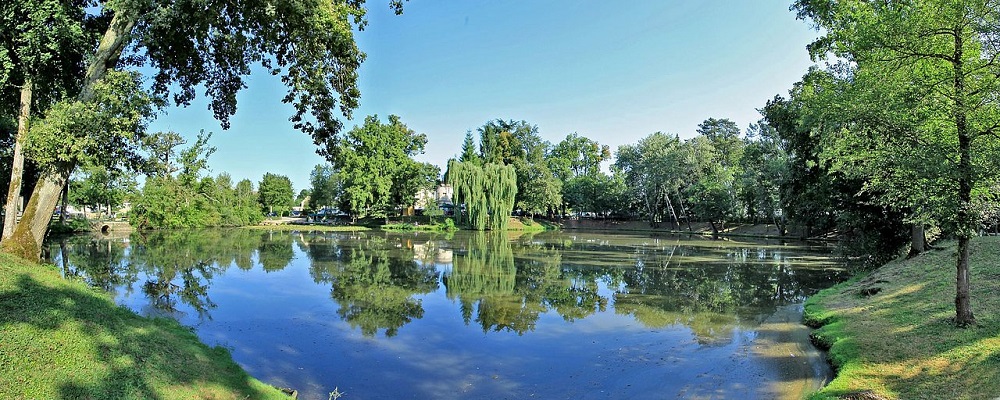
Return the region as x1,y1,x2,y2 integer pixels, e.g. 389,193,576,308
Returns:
443,117,788,237
59,131,299,229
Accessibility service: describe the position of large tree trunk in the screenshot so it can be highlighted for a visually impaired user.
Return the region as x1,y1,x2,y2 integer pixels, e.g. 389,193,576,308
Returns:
953,32,975,326
2,80,31,240
909,223,925,256
0,13,135,260
0,171,69,259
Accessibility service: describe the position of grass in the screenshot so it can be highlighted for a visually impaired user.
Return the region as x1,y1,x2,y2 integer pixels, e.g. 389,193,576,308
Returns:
804,236,1000,399
507,217,557,232
243,224,371,232
0,252,290,400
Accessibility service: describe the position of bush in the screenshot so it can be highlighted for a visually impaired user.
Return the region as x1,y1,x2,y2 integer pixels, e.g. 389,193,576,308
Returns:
49,217,92,234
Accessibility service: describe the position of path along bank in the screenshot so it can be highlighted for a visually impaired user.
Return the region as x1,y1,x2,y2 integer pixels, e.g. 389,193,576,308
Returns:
803,236,1000,399
0,252,290,399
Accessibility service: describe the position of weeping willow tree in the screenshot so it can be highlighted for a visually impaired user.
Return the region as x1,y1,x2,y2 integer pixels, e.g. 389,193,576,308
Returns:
446,160,517,231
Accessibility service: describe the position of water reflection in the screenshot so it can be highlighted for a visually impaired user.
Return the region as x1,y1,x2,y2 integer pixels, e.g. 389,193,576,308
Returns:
49,230,841,338
46,229,845,399
305,234,439,337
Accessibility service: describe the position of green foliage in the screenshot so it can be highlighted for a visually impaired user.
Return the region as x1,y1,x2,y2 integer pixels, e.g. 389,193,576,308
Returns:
447,160,517,231
476,119,558,214
308,164,341,211
257,173,294,217
69,165,137,216
614,132,689,224
792,0,1000,324
130,136,262,229
423,197,444,222
25,70,158,174
334,114,432,220
478,119,541,165
141,131,185,178
48,216,91,234
737,121,787,223
0,0,97,113
685,175,734,232
458,131,481,166
548,132,611,181
134,0,378,159
514,160,561,217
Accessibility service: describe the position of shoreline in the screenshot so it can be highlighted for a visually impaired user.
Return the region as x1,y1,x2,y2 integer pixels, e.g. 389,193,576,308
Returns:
801,237,1000,399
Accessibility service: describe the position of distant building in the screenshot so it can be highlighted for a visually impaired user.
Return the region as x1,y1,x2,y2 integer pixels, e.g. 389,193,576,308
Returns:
415,184,454,210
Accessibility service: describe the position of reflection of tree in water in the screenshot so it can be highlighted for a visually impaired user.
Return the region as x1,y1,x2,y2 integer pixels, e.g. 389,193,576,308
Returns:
307,234,439,337
51,235,137,293
126,229,267,318
613,244,841,344
444,233,608,335
257,231,296,272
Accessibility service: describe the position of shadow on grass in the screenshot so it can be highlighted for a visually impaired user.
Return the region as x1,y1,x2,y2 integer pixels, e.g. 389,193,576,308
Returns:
0,272,283,399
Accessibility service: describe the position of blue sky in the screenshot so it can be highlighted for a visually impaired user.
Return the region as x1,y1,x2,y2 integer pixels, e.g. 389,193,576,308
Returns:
147,1,820,191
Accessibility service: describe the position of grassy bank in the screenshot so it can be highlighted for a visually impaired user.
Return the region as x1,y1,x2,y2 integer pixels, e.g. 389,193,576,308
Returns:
804,237,1000,399
507,217,557,232
0,253,289,399
244,224,371,232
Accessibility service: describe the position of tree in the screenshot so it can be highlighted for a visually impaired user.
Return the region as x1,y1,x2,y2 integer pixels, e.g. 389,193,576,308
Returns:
515,161,561,218
446,160,517,231
737,121,787,225
614,133,688,227
334,114,428,221
308,164,341,212
69,165,136,217
693,118,742,222
459,131,481,166
548,133,611,182
696,118,743,169
548,133,611,216
1,0,97,241
141,131,186,178
130,131,262,229
391,161,440,213
258,173,294,217
794,0,1000,325
477,119,557,216
479,119,540,165
2,0,397,260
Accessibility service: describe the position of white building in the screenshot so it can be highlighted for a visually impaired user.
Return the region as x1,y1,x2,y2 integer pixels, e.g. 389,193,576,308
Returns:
415,184,454,210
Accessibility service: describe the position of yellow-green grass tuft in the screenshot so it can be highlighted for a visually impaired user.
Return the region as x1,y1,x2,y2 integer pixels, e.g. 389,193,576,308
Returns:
243,224,371,232
805,237,1000,399
0,252,289,399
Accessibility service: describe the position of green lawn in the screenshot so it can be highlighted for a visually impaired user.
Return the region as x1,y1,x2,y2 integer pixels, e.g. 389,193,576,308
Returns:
244,223,372,232
805,237,1000,399
0,253,290,399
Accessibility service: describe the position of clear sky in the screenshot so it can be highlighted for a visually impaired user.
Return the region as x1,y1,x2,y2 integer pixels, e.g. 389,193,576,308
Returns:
146,1,820,192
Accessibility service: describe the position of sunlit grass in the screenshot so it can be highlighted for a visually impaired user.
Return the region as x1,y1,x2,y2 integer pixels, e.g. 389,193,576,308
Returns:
243,224,371,232
805,237,1000,399
0,252,290,399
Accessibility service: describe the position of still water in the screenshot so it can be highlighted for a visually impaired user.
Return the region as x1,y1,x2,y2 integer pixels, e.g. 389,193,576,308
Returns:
47,229,845,399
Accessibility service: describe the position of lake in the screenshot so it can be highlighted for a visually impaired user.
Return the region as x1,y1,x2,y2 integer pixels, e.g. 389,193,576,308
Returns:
47,228,846,399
